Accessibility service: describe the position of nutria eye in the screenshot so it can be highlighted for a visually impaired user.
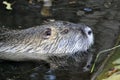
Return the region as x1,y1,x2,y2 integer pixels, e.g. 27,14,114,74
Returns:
61,29,69,34
88,30,92,35
43,28,51,39
45,28,51,36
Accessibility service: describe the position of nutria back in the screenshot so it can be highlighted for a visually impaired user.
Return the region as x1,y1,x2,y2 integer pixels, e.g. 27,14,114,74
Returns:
0,21,94,61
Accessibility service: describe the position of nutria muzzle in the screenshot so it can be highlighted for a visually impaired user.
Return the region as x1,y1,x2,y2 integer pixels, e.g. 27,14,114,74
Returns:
0,21,94,61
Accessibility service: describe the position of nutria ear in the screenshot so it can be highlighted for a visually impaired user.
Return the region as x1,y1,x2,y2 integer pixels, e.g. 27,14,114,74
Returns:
43,28,51,39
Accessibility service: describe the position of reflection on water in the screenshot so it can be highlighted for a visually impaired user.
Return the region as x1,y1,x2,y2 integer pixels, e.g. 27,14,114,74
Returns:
0,0,120,80
44,70,56,80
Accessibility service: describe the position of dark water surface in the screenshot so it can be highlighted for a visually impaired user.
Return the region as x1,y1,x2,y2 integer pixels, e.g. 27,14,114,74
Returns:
0,0,120,80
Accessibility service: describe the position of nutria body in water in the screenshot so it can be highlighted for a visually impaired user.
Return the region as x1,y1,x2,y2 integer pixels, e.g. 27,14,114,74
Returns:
0,21,94,61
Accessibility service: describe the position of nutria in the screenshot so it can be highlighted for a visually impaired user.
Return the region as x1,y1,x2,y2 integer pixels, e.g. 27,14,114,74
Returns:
0,21,94,62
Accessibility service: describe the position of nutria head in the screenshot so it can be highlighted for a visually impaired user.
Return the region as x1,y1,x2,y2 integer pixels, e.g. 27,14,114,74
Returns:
0,21,94,61
41,21,94,54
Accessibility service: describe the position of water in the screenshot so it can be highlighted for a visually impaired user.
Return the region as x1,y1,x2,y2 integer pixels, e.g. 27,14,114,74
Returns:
0,0,120,80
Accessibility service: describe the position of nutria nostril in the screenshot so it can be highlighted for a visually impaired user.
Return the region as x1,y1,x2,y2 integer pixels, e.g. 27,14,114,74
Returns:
88,30,92,35
0,21,94,62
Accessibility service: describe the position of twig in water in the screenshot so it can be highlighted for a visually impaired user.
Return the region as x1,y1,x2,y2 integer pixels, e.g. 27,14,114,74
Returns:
91,44,120,73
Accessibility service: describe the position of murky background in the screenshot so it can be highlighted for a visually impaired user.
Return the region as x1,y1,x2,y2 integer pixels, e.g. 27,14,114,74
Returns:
0,0,120,80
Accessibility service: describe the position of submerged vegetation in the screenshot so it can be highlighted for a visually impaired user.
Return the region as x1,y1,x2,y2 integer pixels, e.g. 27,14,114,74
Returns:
92,35,120,80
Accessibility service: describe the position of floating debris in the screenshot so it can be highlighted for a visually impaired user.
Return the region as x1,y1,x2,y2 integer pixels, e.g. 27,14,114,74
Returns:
104,2,112,8
112,58,120,69
103,71,120,80
41,6,52,16
112,58,120,65
106,68,118,77
76,10,85,16
41,0,52,16
3,1,12,10
83,7,93,12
